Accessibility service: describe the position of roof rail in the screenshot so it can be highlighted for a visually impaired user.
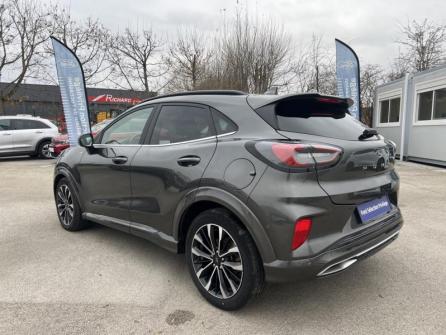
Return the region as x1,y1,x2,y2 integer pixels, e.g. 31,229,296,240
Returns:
141,90,246,103
16,114,35,117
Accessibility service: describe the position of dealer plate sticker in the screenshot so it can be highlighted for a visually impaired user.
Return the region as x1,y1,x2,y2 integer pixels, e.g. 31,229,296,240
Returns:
357,195,392,223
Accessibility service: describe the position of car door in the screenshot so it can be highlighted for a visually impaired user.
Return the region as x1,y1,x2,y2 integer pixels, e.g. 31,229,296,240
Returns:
77,106,155,226
130,103,217,236
11,118,51,153
0,119,13,154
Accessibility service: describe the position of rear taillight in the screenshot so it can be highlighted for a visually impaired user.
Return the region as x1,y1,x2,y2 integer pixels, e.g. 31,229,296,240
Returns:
248,141,342,171
292,217,312,250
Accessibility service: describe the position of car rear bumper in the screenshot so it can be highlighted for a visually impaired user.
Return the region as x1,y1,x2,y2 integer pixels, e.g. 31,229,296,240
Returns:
263,210,403,282
49,144,69,156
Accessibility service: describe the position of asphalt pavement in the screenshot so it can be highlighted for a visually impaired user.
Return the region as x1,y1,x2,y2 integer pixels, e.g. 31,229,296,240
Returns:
0,157,445,334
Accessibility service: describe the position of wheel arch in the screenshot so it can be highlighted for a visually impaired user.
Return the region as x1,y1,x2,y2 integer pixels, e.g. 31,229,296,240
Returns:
35,137,53,153
174,187,276,263
53,166,84,212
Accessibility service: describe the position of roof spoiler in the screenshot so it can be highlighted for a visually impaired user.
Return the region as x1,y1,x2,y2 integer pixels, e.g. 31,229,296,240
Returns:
247,93,353,110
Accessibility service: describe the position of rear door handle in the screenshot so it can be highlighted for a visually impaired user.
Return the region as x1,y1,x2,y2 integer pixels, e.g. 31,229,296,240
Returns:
35,131,43,134
2,133,12,136
112,156,128,164
177,155,201,167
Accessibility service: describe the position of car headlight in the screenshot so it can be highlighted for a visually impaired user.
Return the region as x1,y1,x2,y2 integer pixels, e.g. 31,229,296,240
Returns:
384,139,397,161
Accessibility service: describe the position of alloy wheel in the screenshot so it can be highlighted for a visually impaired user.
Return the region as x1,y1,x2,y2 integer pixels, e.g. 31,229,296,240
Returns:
56,184,74,226
191,223,243,299
41,143,53,159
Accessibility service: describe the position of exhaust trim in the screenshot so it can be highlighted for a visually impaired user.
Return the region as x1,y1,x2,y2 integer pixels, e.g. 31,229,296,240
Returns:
317,231,400,277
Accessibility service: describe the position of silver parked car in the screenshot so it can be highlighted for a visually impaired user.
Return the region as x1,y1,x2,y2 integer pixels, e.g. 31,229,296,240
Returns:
0,115,59,159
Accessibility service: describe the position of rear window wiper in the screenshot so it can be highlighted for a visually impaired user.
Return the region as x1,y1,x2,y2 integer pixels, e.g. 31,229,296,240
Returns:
358,128,378,140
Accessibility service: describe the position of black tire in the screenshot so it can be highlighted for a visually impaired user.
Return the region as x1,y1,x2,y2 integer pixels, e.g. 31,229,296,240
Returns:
55,178,90,231
38,140,53,159
185,208,264,310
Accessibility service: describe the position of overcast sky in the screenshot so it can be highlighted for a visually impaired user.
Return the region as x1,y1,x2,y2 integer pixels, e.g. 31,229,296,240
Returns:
42,0,446,68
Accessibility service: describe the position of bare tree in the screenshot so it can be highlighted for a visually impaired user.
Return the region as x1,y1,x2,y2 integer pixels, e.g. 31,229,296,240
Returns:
397,19,446,72
360,64,385,126
249,20,289,93
1,0,50,100
198,11,290,94
166,29,211,91
387,50,410,81
195,35,232,90
108,27,166,94
0,1,20,82
46,6,111,85
288,35,336,95
286,46,311,93
218,11,255,92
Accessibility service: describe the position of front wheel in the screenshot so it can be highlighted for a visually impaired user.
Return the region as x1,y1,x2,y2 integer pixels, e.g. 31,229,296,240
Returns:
185,208,264,310
55,178,90,231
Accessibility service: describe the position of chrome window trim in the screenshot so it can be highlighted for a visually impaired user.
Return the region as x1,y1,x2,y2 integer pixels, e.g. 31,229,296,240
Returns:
93,131,237,148
217,130,237,138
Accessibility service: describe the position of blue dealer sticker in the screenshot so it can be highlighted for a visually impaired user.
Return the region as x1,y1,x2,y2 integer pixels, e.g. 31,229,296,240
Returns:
357,195,392,223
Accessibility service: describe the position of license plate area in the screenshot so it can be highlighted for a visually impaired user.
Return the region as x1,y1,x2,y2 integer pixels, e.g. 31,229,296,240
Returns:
357,195,392,223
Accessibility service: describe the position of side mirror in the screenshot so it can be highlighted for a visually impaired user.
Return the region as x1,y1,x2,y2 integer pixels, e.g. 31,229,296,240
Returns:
78,133,94,148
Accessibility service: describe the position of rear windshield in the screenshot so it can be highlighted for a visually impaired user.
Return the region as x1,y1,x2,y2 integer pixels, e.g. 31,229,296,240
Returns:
257,98,368,141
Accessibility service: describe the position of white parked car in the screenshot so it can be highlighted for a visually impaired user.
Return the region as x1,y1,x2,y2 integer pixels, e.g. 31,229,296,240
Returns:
0,115,59,159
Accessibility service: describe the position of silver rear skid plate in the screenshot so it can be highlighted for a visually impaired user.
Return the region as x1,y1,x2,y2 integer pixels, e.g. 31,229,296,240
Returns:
317,231,400,277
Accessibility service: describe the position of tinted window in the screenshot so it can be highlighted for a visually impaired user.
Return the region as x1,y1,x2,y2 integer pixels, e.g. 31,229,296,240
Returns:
0,119,11,131
151,105,213,144
101,107,153,145
212,109,238,135
13,119,50,130
270,99,368,141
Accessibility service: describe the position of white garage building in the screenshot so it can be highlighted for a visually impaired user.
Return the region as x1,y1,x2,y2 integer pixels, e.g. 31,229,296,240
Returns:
374,64,446,166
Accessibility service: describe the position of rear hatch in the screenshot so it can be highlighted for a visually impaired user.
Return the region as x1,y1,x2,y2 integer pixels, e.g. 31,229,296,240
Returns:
248,94,398,205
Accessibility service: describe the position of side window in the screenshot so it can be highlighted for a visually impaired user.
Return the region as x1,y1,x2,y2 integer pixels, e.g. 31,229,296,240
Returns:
151,105,214,144
379,97,400,124
101,107,153,145
417,88,446,121
26,120,50,129
12,119,50,130
11,119,28,130
0,119,11,131
211,108,238,135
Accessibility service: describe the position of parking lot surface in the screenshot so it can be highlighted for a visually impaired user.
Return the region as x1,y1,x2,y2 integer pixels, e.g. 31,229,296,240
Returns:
0,157,445,334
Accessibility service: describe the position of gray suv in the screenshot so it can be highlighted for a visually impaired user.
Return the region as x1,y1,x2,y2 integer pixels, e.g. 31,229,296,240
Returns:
53,91,403,310
0,115,59,158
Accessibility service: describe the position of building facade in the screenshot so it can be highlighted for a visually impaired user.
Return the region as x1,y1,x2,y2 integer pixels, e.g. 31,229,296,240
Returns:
0,83,154,131
374,64,446,166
